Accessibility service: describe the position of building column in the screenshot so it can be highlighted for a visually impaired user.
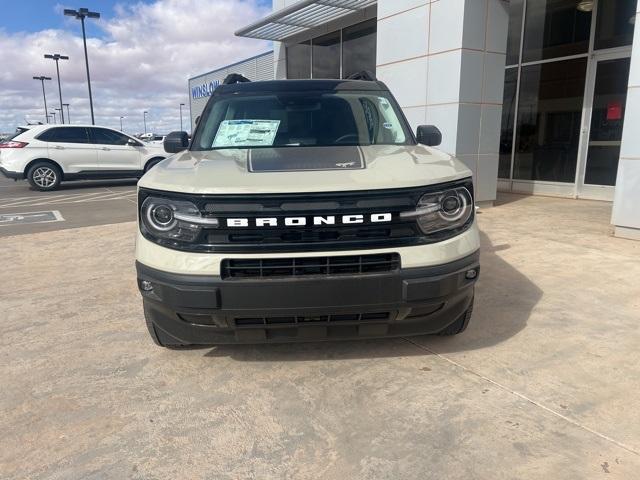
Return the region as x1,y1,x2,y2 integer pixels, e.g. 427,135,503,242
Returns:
375,0,509,204
612,4,640,241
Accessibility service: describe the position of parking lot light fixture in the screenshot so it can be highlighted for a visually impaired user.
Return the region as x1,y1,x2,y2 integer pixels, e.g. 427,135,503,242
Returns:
50,111,57,124
55,107,63,124
179,103,185,131
63,104,71,123
33,76,52,124
143,111,148,134
44,53,69,124
64,8,100,125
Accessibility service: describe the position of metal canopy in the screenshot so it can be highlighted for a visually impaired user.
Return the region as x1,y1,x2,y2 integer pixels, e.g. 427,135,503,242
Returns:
235,0,376,41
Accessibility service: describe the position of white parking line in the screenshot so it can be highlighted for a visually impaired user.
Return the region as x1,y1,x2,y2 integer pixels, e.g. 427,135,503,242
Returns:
0,192,107,208
0,190,137,208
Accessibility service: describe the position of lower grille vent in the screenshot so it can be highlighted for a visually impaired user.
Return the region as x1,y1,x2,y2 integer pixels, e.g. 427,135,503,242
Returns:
222,253,400,279
234,312,391,327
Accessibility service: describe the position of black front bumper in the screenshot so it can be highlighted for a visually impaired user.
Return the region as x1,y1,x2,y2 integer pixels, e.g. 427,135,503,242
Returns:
0,167,23,180
137,251,479,344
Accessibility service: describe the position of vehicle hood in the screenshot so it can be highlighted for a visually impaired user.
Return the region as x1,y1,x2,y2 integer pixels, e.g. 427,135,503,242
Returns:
138,145,472,194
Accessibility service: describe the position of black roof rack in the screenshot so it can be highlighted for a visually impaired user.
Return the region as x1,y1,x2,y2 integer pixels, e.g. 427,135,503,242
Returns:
346,70,376,81
223,73,251,85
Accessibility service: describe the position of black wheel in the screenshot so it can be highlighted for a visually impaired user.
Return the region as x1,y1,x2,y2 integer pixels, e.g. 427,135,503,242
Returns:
143,302,190,349
144,157,164,172
437,297,474,336
27,162,62,191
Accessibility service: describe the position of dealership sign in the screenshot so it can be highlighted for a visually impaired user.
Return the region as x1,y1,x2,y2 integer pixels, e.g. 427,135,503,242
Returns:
191,79,220,99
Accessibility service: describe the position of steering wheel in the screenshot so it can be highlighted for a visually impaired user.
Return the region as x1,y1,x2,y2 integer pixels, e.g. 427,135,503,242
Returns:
333,133,360,144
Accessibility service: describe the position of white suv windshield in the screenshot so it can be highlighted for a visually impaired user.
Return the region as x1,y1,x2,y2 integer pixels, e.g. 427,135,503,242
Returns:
192,90,414,150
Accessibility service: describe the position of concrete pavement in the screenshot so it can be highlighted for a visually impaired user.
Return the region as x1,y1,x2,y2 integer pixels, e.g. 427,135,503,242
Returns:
1,193,639,479
0,176,137,237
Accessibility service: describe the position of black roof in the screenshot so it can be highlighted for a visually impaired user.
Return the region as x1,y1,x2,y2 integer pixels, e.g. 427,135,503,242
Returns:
213,79,389,96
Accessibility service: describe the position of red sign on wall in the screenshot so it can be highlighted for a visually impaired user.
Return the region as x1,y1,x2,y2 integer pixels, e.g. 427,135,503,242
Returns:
607,100,622,121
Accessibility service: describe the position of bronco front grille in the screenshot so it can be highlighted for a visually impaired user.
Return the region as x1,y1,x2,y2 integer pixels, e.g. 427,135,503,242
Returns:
138,179,474,253
221,253,400,279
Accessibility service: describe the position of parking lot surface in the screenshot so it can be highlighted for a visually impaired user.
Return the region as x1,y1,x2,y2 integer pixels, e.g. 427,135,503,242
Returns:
1,193,639,479
0,177,137,237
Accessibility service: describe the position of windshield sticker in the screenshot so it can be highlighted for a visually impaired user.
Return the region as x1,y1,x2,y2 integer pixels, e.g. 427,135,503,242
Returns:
213,119,280,148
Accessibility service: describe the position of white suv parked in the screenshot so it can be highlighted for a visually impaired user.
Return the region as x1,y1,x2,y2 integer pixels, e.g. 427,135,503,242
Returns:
0,125,167,191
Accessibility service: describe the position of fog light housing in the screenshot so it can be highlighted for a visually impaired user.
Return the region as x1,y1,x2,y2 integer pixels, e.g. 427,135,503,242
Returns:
140,280,153,291
465,269,478,280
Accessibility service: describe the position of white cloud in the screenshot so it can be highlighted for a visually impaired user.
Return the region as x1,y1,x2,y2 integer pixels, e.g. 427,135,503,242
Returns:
1,0,271,133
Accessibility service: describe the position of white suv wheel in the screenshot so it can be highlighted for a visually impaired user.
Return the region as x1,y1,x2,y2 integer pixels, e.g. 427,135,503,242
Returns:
27,162,62,191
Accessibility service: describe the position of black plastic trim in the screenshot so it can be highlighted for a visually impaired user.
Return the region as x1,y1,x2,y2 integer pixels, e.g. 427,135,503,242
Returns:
137,250,479,344
0,167,23,180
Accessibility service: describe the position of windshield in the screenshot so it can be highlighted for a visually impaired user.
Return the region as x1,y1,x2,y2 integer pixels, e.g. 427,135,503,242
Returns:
191,90,414,150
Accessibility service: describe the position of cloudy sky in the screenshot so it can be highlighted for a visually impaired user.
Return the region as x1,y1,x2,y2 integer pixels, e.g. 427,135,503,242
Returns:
0,0,271,134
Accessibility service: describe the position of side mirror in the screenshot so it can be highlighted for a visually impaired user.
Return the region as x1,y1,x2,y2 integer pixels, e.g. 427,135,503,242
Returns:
416,125,442,146
164,131,189,153
127,138,141,147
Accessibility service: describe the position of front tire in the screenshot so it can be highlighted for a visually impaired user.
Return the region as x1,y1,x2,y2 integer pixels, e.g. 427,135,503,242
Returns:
27,162,62,191
437,297,474,336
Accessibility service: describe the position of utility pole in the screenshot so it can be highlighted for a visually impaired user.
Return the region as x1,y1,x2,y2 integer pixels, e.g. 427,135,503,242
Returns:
44,53,69,124
120,116,125,131
33,76,52,123
179,103,185,131
64,8,100,124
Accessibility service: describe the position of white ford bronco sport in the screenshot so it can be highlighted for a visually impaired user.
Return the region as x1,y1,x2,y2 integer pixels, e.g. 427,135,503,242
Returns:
136,74,480,347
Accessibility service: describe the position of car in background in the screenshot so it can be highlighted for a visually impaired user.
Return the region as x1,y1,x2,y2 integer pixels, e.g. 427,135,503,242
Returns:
147,134,166,144
0,125,168,191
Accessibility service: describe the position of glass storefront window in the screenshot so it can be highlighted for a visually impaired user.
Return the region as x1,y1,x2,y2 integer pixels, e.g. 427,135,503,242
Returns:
595,0,636,50
498,69,518,178
513,58,588,182
342,19,377,78
506,0,524,66
522,0,591,62
584,58,630,185
287,41,311,79
312,31,341,79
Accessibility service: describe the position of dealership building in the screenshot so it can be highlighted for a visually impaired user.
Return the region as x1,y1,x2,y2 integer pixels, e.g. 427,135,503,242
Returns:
189,0,640,240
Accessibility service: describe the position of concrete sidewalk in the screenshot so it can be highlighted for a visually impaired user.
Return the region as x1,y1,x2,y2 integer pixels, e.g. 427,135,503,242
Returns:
1,193,639,479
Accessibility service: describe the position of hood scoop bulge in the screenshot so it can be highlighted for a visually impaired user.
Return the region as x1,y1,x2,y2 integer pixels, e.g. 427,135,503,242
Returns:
248,146,365,172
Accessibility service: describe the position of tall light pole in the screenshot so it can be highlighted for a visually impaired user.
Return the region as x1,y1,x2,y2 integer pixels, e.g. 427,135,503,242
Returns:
64,8,100,125
33,76,52,123
63,103,70,123
55,107,63,124
143,111,148,134
120,116,125,131
50,111,57,124
44,53,69,124
179,103,185,131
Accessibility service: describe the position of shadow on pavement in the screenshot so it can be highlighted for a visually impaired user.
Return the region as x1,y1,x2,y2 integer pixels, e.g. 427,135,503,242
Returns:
202,230,541,361
28,179,138,192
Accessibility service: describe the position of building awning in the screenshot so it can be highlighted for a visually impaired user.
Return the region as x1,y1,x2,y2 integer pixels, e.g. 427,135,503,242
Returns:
235,0,376,41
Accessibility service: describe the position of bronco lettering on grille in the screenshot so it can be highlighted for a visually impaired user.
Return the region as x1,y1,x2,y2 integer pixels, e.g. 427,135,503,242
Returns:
226,213,392,227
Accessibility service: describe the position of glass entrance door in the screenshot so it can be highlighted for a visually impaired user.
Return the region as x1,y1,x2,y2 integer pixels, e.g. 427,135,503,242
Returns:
578,54,631,200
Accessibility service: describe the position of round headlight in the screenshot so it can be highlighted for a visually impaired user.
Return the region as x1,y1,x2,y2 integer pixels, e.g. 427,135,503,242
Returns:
440,191,467,221
146,203,177,231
